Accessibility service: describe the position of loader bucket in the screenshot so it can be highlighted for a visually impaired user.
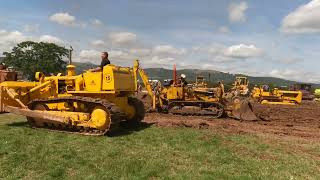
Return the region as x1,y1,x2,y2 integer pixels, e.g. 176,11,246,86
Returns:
231,99,257,121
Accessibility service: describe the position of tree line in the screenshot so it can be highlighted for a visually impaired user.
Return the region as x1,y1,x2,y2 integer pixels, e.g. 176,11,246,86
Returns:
2,41,68,80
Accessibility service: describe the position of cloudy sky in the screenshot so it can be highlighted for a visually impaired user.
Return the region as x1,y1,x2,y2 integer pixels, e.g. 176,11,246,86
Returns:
1,0,320,83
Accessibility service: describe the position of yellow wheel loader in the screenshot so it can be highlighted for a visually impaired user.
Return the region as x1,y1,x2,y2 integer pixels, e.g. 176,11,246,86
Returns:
0,61,145,135
193,76,208,88
232,76,249,96
134,60,257,121
251,85,302,105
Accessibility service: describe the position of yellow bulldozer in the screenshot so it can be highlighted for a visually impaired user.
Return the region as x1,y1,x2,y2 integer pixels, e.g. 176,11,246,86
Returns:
251,85,302,105
0,61,145,135
135,60,257,121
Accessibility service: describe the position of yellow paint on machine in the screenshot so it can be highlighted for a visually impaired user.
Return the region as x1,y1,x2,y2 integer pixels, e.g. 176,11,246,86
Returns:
0,61,145,133
251,86,302,105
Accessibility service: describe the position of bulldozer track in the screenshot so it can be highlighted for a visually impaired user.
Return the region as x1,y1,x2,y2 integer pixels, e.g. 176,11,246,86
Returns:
167,101,224,119
27,96,126,136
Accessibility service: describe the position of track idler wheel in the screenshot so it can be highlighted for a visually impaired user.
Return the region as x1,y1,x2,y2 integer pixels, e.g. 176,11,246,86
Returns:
90,106,111,130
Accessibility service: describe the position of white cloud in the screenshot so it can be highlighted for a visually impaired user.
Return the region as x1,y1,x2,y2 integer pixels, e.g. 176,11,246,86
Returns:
108,50,131,59
276,57,301,64
129,48,151,56
206,44,225,55
91,40,105,47
281,0,320,34
153,45,186,56
78,49,134,63
78,22,87,28
224,44,263,59
193,43,263,62
218,26,230,33
91,19,103,26
24,24,39,33
49,12,76,26
0,30,65,54
269,69,293,79
79,50,100,62
109,32,137,44
145,56,176,68
39,35,64,44
152,56,175,63
228,1,248,23
0,30,29,53
269,69,320,83
0,30,28,44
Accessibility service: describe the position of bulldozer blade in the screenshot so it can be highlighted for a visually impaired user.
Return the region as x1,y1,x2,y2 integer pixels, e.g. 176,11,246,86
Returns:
232,100,257,121
4,106,67,123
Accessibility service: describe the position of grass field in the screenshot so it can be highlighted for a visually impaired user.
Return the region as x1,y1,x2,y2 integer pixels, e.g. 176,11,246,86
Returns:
0,114,319,179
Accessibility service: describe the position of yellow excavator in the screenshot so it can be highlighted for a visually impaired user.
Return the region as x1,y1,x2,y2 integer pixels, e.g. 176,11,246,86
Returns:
134,60,257,121
251,85,302,105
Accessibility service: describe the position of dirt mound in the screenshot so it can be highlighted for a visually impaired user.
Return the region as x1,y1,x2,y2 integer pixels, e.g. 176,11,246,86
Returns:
143,102,320,139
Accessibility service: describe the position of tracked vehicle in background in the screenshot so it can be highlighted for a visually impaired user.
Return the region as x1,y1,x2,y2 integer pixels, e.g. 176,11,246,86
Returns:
134,60,257,121
251,85,302,105
290,83,315,100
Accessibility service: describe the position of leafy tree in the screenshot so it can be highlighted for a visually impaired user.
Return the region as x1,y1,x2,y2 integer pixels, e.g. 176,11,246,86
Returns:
2,41,68,80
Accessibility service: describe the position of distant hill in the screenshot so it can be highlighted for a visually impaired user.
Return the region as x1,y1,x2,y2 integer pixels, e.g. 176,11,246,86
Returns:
143,68,301,88
73,62,96,74
73,62,319,88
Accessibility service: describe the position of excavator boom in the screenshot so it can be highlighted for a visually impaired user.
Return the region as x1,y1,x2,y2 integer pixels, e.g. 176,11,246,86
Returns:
134,60,159,109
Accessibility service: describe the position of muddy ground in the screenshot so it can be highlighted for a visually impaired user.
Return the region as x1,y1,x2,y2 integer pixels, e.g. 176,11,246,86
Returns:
140,97,320,139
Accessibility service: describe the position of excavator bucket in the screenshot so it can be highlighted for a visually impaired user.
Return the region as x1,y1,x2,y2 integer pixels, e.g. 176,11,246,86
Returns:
231,99,257,121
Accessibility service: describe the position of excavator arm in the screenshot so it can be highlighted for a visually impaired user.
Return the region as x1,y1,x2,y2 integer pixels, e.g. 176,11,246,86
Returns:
133,60,160,110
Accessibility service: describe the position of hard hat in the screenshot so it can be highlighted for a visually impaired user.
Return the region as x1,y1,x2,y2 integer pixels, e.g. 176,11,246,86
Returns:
181,74,186,78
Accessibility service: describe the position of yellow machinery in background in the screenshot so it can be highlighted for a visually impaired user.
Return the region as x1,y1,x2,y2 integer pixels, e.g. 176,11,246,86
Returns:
232,76,249,96
0,61,145,135
251,85,302,105
134,60,257,121
193,76,208,88
290,83,315,100
315,89,320,102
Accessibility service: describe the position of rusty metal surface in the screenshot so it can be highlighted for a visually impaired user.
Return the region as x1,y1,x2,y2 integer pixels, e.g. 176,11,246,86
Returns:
4,106,66,123
0,70,17,82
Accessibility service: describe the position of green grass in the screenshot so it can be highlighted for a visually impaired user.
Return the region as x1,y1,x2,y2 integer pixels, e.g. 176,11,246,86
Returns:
0,114,319,179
